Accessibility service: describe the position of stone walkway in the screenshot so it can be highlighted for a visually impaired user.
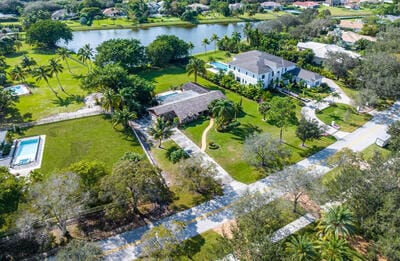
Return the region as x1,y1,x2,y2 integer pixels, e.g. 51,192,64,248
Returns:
271,213,316,242
201,118,214,152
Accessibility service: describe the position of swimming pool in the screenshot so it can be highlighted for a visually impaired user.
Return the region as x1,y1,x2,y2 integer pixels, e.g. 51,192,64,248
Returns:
4,84,30,96
12,137,40,166
158,91,181,102
210,61,228,71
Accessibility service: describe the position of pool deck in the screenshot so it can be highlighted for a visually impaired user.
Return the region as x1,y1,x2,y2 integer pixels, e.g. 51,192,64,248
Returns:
9,135,46,177
4,84,31,96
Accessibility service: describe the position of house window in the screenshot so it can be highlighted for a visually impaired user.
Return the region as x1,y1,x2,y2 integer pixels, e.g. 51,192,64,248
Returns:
238,69,240,72
262,75,265,79
246,72,247,75
236,77,241,82
234,67,236,70
272,72,274,76
252,74,254,78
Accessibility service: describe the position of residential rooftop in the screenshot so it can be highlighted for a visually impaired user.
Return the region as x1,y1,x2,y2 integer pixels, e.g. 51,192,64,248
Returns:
228,50,296,75
297,41,360,59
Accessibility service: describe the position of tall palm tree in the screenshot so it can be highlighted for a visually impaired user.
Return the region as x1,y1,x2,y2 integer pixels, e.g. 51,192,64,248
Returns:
77,44,94,69
21,55,37,73
319,205,356,238
210,33,219,52
317,235,359,261
148,117,174,148
56,47,73,74
112,108,136,130
201,38,210,54
286,235,317,261
209,99,236,131
48,58,65,93
9,65,26,84
243,22,253,43
188,41,194,56
186,58,206,83
33,65,57,95
101,89,122,113
0,56,6,68
231,31,241,44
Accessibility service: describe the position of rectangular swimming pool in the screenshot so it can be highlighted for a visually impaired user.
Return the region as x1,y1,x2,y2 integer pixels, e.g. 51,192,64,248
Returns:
13,137,40,166
4,84,30,96
210,61,228,71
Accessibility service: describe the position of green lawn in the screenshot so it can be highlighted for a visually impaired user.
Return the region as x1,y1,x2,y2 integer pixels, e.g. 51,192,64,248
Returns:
319,6,373,17
316,104,372,132
143,65,336,184
4,44,89,121
151,140,209,211
17,115,143,174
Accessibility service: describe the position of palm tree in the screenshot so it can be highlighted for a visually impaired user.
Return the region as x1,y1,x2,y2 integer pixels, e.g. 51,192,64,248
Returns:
148,117,174,148
233,98,243,119
112,108,136,130
243,22,252,43
201,38,210,54
77,44,94,69
186,58,206,83
319,205,356,238
188,41,194,56
56,47,73,74
0,56,6,68
101,89,121,113
48,58,65,93
331,91,341,103
210,33,219,52
286,235,317,261
33,65,57,95
209,99,236,131
21,55,37,73
231,31,241,44
9,65,26,84
14,40,22,51
317,235,359,261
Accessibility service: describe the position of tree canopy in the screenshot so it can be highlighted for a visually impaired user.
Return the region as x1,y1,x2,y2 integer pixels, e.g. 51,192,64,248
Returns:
146,35,189,67
95,39,146,71
26,20,73,48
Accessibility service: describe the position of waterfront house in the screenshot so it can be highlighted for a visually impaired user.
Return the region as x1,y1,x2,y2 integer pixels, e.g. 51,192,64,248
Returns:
227,50,322,88
297,41,360,64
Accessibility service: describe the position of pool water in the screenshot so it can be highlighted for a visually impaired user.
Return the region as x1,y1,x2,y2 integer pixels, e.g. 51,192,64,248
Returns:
4,84,30,96
13,137,40,166
158,91,180,102
210,61,228,71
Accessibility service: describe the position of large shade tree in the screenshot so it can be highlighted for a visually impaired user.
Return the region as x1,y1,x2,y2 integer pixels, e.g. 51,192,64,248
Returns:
26,20,72,48
265,96,298,143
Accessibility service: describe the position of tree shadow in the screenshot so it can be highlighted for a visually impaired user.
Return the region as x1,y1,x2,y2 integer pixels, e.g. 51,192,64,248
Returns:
5,50,28,58
178,234,206,259
51,94,85,107
230,123,262,142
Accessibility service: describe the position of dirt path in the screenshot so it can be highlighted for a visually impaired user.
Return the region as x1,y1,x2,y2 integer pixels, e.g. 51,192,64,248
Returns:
201,118,214,152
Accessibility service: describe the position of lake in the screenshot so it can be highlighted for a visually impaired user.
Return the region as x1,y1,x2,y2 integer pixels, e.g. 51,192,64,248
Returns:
63,22,255,54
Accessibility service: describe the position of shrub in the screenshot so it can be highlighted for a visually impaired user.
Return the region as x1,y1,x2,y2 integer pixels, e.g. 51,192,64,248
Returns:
166,146,189,163
208,142,220,150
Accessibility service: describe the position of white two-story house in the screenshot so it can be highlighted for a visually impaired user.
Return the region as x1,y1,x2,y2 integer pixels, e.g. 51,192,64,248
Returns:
227,50,322,88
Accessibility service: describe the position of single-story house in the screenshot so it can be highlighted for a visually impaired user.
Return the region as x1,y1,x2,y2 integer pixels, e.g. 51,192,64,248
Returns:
51,9,76,20
260,2,283,10
297,41,360,64
147,83,225,123
339,20,363,31
341,31,376,44
324,0,343,6
187,3,210,12
226,50,322,88
148,2,161,14
293,1,320,9
102,8,126,18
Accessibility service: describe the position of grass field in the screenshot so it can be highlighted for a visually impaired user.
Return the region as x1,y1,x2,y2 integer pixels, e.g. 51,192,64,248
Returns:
142,65,336,183
317,103,372,132
4,44,89,121
151,140,210,211
319,6,373,17
17,115,143,174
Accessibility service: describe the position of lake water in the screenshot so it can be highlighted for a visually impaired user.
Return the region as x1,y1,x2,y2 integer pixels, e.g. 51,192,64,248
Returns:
63,22,255,54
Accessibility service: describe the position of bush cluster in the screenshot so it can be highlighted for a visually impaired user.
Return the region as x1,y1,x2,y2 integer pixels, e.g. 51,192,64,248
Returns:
166,146,189,164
